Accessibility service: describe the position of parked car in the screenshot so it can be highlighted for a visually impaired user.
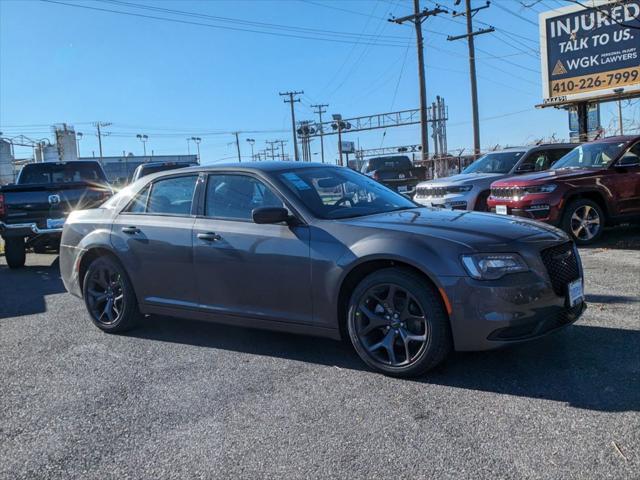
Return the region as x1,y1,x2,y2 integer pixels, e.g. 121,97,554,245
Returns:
360,155,420,196
60,162,585,377
414,144,575,211
0,161,112,268
130,160,198,183
488,136,640,245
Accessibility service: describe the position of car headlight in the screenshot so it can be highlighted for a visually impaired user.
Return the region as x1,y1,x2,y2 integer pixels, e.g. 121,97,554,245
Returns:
446,185,472,194
524,184,557,194
461,253,529,280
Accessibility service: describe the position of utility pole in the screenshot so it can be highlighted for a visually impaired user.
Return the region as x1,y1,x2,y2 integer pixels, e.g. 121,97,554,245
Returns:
246,138,255,160
310,103,328,163
390,2,446,161
234,132,242,162
279,91,303,161
93,121,112,165
448,0,494,156
278,139,287,161
191,137,202,162
266,140,279,160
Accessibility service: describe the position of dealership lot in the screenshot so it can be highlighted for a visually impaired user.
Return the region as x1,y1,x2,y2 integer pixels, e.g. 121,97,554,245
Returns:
1,227,638,479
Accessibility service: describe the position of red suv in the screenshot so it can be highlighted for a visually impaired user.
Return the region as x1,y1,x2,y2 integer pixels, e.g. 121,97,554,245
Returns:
488,136,640,245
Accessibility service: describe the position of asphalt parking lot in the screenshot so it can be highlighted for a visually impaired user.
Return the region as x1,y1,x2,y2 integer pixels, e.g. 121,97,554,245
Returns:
1,227,639,479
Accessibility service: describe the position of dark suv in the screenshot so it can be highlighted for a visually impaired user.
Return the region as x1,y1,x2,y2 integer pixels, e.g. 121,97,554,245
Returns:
488,136,640,244
360,155,419,195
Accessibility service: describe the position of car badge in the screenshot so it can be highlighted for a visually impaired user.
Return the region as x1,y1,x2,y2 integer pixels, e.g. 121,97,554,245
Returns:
48,194,61,205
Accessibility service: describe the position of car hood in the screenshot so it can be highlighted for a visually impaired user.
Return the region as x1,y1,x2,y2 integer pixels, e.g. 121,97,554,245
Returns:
339,207,568,250
492,168,599,186
420,172,506,187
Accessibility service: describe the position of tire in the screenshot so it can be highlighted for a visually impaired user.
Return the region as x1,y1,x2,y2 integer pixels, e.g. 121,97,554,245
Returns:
561,198,605,245
4,237,26,269
474,191,490,212
82,255,140,333
347,268,452,377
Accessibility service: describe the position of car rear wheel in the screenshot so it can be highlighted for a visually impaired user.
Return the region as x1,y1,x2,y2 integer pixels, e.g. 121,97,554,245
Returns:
4,237,26,269
347,268,452,377
562,199,604,245
83,256,140,333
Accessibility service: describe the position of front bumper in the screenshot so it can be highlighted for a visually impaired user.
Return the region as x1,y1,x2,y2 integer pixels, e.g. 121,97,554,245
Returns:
414,193,471,210
440,271,585,351
487,193,563,224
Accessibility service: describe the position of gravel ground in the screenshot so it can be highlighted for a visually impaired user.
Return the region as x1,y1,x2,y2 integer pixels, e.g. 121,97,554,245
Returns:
1,226,639,479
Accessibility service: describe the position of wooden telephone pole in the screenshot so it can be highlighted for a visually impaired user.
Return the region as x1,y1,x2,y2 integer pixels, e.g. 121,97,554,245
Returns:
390,1,447,161
448,0,494,156
279,91,303,161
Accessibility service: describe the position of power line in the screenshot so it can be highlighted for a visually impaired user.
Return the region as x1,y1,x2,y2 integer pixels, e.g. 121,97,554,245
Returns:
40,0,411,47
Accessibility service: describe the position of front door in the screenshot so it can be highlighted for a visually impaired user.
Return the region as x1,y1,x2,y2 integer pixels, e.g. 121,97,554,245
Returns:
603,142,640,216
111,174,199,307
193,173,312,325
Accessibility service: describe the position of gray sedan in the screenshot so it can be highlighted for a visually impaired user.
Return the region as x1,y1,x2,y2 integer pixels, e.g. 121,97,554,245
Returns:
60,162,586,377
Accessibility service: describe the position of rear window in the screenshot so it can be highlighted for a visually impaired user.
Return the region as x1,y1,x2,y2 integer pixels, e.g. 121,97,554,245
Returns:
365,156,411,172
19,162,107,184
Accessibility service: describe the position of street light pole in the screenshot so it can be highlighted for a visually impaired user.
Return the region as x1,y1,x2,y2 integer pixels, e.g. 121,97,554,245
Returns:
186,137,191,155
136,134,148,157
246,138,255,161
614,88,625,135
191,137,202,162
76,132,83,158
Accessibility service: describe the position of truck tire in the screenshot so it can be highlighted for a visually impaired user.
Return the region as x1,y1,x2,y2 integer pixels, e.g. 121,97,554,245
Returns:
561,198,605,245
4,237,26,269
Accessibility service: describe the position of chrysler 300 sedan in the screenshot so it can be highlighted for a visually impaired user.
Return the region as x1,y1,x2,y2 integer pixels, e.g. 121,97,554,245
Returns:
60,162,586,377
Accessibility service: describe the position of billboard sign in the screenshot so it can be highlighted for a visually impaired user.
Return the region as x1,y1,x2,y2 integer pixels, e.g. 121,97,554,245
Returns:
540,0,640,106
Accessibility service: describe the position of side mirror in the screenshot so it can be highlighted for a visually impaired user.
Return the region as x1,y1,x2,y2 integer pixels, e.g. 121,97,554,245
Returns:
616,155,640,168
516,164,535,173
252,207,290,224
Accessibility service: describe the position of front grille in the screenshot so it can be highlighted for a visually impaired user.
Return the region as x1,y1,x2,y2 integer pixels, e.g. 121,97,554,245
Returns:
491,186,523,199
416,186,447,197
540,242,580,296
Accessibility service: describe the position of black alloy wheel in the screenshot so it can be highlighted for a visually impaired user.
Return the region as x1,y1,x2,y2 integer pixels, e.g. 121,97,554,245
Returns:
83,256,140,332
347,268,451,377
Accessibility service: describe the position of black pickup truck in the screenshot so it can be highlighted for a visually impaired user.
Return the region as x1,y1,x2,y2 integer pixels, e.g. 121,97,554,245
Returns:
0,161,112,268
360,155,421,196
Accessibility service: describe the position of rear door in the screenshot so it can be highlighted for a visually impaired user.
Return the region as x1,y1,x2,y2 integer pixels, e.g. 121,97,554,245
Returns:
192,173,312,324
110,174,199,307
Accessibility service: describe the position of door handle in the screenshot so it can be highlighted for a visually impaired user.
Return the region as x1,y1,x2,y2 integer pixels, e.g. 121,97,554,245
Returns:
121,226,141,234
197,232,222,242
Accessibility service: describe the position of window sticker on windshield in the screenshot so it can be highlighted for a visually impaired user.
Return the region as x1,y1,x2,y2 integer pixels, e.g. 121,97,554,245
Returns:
282,172,311,190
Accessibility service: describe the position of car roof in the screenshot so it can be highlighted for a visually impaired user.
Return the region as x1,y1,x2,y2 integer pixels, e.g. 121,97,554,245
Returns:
174,161,334,174
137,161,196,168
588,135,640,144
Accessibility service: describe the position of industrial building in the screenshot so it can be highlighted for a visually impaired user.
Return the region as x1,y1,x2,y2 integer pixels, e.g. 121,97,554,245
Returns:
0,125,196,185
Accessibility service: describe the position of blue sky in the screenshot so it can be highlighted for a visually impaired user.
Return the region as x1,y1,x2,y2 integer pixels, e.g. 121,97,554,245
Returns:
0,0,636,163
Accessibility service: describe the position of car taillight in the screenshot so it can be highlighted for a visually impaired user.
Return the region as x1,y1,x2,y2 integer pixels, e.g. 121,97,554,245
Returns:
0,193,5,217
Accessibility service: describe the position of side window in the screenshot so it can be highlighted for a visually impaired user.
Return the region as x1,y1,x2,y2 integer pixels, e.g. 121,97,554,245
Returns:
125,185,150,213
533,152,551,171
146,175,198,215
205,174,284,221
548,148,571,164
622,143,640,160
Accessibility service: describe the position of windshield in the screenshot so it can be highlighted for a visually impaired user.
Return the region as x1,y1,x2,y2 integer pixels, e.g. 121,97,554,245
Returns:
277,167,416,219
552,142,626,169
18,162,107,184
462,151,524,174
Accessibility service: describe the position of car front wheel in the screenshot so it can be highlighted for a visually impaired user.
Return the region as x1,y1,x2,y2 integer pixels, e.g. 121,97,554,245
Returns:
347,268,452,377
562,199,604,245
82,256,140,333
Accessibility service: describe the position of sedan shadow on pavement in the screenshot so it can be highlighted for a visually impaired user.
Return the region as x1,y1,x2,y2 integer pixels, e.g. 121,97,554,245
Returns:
0,255,65,319
130,314,639,413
